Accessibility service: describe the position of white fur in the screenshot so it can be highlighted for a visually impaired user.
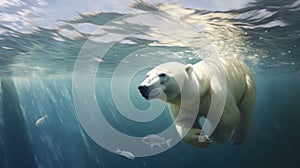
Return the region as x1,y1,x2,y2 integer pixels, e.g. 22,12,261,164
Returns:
140,58,256,147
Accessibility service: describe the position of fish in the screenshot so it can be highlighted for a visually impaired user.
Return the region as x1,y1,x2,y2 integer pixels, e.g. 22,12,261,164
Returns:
142,134,172,148
115,148,135,160
35,114,48,126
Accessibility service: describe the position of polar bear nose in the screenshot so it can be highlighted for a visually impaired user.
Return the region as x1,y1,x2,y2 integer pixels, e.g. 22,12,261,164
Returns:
138,85,148,95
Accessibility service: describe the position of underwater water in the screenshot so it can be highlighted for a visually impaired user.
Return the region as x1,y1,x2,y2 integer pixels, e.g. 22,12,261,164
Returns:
0,0,300,168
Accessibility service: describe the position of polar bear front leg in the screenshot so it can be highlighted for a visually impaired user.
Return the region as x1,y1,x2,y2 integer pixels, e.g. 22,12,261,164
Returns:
182,127,212,148
176,122,212,148
169,104,212,148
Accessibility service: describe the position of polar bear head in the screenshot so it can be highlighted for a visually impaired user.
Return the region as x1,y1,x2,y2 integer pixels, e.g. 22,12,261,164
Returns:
138,62,194,104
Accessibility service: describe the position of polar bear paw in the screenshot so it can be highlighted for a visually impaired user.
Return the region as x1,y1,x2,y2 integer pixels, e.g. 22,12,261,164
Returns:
183,129,212,148
198,131,211,143
231,127,247,145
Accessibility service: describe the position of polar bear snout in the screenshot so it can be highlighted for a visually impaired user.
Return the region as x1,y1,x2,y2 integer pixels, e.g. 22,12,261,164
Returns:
138,84,162,100
138,75,162,100
139,85,159,100
138,85,149,98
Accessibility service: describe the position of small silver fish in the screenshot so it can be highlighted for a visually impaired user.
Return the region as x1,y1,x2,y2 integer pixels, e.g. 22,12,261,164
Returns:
35,114,48,126
142,134,172,148
115,148,135,160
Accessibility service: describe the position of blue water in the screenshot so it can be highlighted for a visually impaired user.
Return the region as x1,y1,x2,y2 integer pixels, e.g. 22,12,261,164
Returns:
1,0,300,168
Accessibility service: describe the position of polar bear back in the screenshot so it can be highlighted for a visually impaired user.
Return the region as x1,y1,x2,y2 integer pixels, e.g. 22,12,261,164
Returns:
193,58,252,105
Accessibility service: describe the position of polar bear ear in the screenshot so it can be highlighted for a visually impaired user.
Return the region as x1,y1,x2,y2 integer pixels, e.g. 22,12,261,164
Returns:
185,64,193,75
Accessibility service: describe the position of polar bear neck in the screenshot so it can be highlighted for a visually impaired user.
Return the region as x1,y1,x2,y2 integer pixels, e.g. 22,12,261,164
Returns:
192,62,210,98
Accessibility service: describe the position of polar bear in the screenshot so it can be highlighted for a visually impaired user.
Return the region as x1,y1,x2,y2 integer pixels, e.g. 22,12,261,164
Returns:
138,58,255,148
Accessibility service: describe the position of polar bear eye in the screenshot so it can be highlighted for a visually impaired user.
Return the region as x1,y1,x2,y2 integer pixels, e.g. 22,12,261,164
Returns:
158,73,167,78
159,73,168,84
